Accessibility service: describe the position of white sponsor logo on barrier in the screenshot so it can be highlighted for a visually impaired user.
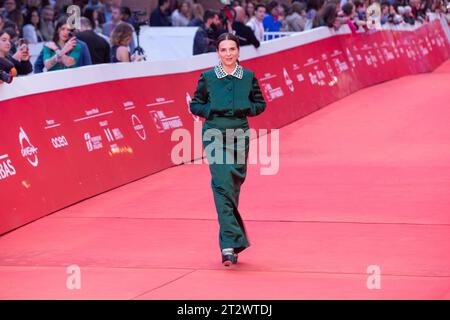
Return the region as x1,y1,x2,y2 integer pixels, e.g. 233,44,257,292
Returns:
51,136,69,149
99,120,124,142
19,126,38,167
131,114,147,140
84,132,103,152
123,101,136,110
283,68,294,92
262,83,284,102
0,154,16,180
150,110,183,133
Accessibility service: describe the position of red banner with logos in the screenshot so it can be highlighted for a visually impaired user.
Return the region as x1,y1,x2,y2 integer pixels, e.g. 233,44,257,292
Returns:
1,20,449,234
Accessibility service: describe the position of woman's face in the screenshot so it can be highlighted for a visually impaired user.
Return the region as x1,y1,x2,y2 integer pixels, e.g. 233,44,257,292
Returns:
0,32,11,56
93,9,99,20
31,11,40,25
247,3,255,15
58,24,71,42
217,39,239,68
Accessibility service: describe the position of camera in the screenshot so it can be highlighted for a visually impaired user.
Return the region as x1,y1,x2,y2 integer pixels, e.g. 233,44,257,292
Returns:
131,10,148,60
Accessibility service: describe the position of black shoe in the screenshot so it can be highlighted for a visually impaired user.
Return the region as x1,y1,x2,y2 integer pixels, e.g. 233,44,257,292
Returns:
222,253,238,267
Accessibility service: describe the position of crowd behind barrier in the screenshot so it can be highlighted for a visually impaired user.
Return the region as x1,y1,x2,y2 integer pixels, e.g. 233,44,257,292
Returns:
0,0,449,73
0,13,449,234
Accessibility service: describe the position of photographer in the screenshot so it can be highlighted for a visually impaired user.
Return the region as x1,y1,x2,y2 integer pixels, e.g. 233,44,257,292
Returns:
193,10,221,55
0,29,33,80
42,16,92,72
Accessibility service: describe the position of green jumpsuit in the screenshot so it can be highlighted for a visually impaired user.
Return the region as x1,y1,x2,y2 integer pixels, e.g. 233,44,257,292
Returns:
190,64,266,254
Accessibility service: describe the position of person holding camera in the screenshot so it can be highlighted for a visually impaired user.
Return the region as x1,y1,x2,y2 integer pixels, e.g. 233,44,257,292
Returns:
0,29,33,81
110,22,144,63
42,17,92,72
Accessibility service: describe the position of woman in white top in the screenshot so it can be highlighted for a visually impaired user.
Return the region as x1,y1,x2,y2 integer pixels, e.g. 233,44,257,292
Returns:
22,7,44,44
171,0,192,26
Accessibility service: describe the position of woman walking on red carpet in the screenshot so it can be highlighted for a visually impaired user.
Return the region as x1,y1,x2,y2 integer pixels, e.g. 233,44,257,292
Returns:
190,33,267,266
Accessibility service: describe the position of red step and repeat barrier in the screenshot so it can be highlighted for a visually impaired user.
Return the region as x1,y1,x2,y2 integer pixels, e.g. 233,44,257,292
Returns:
1,19,449,235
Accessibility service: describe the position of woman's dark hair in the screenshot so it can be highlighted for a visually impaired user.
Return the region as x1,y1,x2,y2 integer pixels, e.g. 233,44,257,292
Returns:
24,7,41,29
342,1,355,16
307,0,324,11
216,32,240,50
0,29,10,38
313,2,337,28
53,16,69,43
83,7,97,30
266,1,279,13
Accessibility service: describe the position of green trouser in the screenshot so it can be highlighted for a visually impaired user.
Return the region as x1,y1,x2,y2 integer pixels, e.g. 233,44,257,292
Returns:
202,114,250,254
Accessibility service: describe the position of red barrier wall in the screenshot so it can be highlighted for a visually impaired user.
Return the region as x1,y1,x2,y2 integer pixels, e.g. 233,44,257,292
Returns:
1,20,449,235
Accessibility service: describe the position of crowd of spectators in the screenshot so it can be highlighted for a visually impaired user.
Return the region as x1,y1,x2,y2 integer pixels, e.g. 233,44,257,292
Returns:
0,0,449,79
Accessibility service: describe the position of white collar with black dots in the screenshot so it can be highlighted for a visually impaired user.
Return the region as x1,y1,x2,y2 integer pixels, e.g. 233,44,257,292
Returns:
214,63,243,79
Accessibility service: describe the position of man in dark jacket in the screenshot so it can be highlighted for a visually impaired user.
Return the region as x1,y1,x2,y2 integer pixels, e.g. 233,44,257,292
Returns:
193,10,220,56
232,6,260,48
149,0,172,26
76,17,110,64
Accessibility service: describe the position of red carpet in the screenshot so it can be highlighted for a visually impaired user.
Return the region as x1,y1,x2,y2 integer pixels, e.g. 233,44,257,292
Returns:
1,60,449,299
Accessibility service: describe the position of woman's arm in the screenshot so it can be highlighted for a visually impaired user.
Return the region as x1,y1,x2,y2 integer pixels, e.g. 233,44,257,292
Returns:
43,45,60,70
248,75,266,116
116,46,130,62
189,73,211,119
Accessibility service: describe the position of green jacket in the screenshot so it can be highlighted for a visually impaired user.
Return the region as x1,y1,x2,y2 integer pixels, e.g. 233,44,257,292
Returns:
190,64,266,119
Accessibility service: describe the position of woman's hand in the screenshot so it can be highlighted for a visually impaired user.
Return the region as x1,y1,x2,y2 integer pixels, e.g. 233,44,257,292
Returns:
61,55,76,67
131,53,144,62
12,44,30,62
61,37,77,55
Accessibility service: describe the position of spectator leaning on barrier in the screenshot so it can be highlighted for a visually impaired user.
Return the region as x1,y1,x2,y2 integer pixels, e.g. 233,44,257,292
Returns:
341,1,366,32
232,6,260,48
150,0,172,26
76,17,110,65
0,29,33,77
110,22,143,63
22,7,44,44
193,9,220,55
42,16,92,72
246,3,265,41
